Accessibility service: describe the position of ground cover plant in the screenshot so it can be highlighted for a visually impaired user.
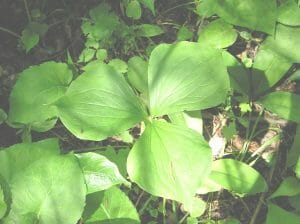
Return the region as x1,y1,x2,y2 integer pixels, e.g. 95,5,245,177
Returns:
0,0,300,223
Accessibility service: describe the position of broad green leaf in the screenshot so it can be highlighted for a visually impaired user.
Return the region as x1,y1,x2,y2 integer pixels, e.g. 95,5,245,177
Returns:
213,0,276,34
198,19,237,49
177,26,193,41
84,187,140,224
0,186,6,219
169,111,203,135
127,56,148,95
99,147,130,177
196,176,222,194
266,203,300,224
126,0,142,20
0,139,86,224
261,24,300,63
196,0,218,18
108,59,128,74
222,51,249,95
136,24,164,37
287,125,300,167
278,0,300,26
56,63,146,141
259,91,300,123
8,61,73,131
252,49,292,96
209,159,268,195
81,3,119,41
127,121,212,206
148,42,230,116
139,0,155,15
269,177,300,199
75,152,128,194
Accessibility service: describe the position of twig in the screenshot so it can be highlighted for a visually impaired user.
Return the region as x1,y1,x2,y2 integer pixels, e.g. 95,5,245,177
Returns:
0,26,21,38
23,0,32,22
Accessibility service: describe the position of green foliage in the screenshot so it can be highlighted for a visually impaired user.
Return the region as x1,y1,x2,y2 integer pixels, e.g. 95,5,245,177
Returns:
278,0,300,26
0,186,6,219
266,203,300,224
198,19,237,49
209,159,268,195
127,56,148,95
269,177,300,199
76,152,128,194
83,187,140,223
8,62,73,131
136,24,164,37
259,91,300,123
127,121,212,206
126,0,142,20
55,63,147,140
0,139,86,224
148,41,230,116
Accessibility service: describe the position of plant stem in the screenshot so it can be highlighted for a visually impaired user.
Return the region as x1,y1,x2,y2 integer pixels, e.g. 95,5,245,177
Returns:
162,198,166,224
0,27,21,38
178,213,189,224
23,0,31,22
139,195,153,215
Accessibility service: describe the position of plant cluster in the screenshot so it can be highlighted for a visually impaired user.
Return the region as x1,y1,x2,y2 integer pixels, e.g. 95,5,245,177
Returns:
0,0,300,223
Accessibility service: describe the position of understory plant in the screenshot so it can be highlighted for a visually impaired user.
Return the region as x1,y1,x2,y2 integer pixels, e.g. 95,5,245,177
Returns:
0,0,300,223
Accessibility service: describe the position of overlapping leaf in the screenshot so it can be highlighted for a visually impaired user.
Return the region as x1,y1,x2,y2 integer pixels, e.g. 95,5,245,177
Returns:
127,121,212,206
209,159,268,195
56,63,146,140
0,139,86,224
148,41,230,116
83,187,140,224
8,61,73,131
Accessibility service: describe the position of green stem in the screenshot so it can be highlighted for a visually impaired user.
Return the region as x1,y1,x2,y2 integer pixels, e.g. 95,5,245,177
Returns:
0,27,21,38
23,0,31,22
139,195,153,215
162,198,166,224
178,213,189,224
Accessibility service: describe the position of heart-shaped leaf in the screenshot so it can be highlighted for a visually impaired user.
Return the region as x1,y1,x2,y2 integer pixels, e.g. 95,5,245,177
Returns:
0,139,86,224
8,61,73,131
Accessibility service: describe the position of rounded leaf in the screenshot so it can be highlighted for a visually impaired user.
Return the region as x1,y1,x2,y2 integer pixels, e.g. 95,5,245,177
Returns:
127,121,212,205
148,42,230,116
126,0,142,20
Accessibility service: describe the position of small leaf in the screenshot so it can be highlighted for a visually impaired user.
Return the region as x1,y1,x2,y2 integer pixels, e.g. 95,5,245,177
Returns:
8,61,73,131
127,121,212,205
269,177,300,199
96,49,108,61
278,0,300,26
78,47,96,63
148,42,230,116
126,0,142,20
83,187,140,223
136,24,164,37
259,91,300,123
183,197,206,218
108,59,128,74
20,29,39,52
139,0,155,15
56,63,146,140
198,19,237,49
76,152,128,194
177,26,193,41
209,159,268,195
266,203,300,224
0,139,86,224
